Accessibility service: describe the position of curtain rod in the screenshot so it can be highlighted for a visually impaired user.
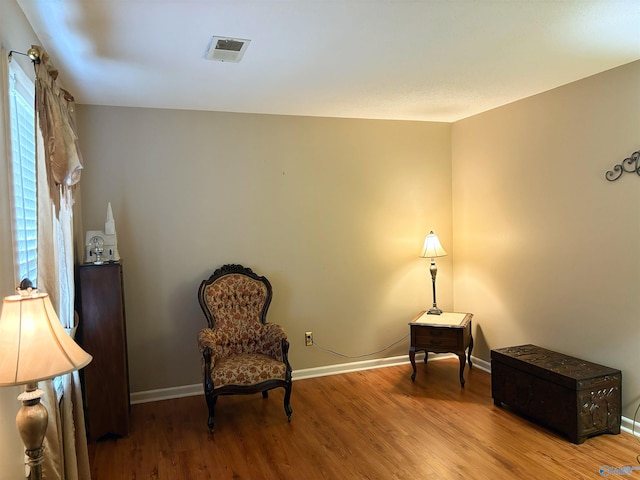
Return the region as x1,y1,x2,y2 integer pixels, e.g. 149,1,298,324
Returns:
7,48,41,64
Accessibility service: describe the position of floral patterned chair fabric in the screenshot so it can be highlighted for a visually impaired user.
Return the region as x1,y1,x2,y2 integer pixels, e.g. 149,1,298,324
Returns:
197,264,293,432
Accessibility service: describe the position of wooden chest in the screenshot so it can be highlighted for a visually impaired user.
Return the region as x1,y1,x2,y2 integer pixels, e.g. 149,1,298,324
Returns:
491,344,621,444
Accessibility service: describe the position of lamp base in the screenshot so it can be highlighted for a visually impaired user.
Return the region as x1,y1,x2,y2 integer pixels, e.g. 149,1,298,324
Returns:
427,259,443,315
16,384,47,480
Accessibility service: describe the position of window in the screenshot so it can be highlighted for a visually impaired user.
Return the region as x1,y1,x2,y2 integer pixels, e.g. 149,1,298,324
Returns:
8,59,37,284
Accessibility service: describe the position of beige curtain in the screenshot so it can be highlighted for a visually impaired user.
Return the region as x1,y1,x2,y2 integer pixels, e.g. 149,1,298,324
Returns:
32,46,82,217
32,45,91,480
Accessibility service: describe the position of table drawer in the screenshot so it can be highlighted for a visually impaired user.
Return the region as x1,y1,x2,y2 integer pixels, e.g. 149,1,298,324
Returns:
413,328,459,349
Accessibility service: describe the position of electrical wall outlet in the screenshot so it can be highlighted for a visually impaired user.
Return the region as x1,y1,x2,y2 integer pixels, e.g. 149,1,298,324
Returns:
305,331,313,346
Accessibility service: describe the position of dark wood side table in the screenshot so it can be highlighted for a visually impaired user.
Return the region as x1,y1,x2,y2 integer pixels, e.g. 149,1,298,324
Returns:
409,311,473,386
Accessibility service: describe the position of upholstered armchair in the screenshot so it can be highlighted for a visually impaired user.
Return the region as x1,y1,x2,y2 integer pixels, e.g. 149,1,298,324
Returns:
197,264,293,432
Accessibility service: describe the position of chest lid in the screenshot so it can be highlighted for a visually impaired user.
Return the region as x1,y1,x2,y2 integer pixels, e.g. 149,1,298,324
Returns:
491,344,620,389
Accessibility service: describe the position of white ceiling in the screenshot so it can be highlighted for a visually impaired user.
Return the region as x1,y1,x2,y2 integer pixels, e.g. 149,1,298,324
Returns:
16,0,640,122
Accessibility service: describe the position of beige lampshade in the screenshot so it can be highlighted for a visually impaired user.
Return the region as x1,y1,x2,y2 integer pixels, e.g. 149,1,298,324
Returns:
0,292,92,386
420,231,447,259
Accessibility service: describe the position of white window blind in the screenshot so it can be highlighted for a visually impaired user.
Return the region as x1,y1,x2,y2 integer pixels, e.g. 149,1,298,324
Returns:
8,59,37,284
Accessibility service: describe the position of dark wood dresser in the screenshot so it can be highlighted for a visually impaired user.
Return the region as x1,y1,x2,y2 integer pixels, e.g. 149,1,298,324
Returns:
491,344,621,444
77,262,130,441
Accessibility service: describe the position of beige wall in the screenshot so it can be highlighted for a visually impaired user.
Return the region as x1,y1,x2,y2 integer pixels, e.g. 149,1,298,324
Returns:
452,61,640,419
76,108,453,393
0,1,41,478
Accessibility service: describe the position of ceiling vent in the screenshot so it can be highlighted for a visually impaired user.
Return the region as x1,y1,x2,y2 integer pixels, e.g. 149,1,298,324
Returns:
205,36,251,63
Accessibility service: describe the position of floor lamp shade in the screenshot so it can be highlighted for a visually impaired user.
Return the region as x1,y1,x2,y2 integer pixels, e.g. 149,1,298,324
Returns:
0,292,92,386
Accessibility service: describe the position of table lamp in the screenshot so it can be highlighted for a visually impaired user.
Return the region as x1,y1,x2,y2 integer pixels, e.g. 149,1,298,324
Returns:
420,231,447,315
0,285,92,480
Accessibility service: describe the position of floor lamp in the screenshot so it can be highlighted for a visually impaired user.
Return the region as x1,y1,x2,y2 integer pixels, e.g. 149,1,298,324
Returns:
0,287,92,480
420,231,447,315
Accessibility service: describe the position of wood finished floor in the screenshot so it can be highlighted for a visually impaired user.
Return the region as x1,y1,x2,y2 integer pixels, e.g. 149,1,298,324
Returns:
88,358,640,479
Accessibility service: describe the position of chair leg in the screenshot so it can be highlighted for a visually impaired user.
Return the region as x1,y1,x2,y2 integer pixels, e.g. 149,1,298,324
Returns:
283,383,293,422
206,394,217,432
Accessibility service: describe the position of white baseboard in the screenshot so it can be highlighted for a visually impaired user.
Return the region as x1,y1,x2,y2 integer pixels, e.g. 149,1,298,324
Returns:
128,354,639,437
131,353,487,404
293,352,426,380
131,352,430,404
470,355,491,373
130,383,203,405
621,416,640,437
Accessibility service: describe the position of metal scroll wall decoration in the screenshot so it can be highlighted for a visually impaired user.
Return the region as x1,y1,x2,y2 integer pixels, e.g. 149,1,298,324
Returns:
605,150,640,182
